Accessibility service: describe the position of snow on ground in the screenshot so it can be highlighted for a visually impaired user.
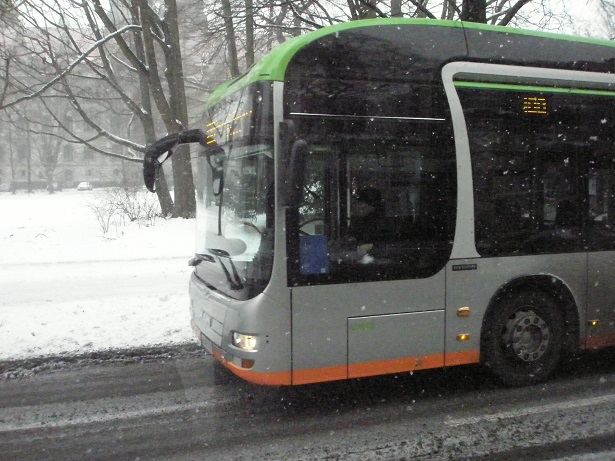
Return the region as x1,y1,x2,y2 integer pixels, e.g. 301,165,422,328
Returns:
0,189,198,361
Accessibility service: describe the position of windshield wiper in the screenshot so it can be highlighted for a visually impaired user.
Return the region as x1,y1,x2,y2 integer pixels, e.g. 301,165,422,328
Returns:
188,253,215,267
208,248,244,291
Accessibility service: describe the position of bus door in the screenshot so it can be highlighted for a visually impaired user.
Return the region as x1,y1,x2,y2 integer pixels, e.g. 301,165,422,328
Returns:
287,131,456,385
586,150,615,349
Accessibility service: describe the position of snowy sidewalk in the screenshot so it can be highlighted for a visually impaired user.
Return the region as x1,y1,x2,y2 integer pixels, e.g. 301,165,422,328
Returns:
0,191,197,361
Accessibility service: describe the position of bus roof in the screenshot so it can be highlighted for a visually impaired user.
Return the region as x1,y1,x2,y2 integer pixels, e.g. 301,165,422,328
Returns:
206,18,615,109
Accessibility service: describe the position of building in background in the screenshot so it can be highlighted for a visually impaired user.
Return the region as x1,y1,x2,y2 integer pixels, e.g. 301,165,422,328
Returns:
0,136,142,191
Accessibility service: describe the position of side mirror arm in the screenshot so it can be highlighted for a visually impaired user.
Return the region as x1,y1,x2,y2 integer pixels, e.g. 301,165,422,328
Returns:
143,129,206,192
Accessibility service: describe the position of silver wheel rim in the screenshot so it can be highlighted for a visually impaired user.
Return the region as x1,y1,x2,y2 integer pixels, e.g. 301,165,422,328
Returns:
503,309,550,362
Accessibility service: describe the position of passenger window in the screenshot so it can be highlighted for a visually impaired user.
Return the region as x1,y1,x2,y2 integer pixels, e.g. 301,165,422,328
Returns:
459,86,615,256
292,118,456,285
587,153,615,251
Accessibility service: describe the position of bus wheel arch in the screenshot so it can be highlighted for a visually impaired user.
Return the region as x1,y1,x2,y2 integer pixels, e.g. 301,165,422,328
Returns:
480,276,579,386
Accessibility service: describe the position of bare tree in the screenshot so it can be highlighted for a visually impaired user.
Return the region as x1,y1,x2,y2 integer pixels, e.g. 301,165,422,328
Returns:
272,0,571,29
221,0,241,77
0,0,204,216
598,0,615,39
90,0,196,217
0,0,579,209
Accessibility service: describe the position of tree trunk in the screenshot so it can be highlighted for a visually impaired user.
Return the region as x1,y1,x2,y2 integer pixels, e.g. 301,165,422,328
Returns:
155,167,173,216
461,0,487,23
221,0,240,77
245,0,255,67
349,0,380,19
8,121,16,194
163,0,196,218
129,0,173,216
25,119,32,193
391,0,402,17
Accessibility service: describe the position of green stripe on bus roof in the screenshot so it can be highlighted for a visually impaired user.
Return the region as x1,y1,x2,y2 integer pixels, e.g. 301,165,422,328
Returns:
206,18,460,108
454,81,615,97
206,18,615,109
460,21,615,48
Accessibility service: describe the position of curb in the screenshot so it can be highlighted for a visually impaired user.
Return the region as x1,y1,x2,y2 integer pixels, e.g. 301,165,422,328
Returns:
0,342,206,379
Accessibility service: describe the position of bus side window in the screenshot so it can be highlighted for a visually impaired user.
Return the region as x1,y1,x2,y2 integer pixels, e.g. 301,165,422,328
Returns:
291,113,455,285
588,153,615,251
459,87,600,256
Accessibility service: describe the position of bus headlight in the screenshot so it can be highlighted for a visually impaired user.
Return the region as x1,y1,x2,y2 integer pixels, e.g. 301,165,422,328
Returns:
232,332,258,351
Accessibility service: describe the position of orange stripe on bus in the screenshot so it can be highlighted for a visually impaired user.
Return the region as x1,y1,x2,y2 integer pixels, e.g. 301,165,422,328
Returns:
292,364,348,385
215,350,481,386
445,350,481,366
293,351,480,385
584,334,615,350
348,354,445,379
223,360,292,386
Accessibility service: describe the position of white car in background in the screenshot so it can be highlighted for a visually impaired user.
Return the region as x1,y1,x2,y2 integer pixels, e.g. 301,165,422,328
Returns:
77,181,93,191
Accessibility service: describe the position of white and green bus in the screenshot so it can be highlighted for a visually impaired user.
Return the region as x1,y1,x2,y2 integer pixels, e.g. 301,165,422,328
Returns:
144,18,615,386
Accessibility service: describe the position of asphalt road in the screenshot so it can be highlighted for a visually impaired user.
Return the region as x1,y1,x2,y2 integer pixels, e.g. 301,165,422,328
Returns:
2,349,615,461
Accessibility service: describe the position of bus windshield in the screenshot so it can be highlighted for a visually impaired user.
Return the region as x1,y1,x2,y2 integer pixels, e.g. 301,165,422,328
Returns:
192,82,274,299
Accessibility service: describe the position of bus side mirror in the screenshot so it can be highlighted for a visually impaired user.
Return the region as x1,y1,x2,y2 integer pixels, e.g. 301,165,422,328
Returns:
281,139,308,207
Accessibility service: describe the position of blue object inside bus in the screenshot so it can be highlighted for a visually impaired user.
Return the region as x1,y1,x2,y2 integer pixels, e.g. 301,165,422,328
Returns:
300,235,330,275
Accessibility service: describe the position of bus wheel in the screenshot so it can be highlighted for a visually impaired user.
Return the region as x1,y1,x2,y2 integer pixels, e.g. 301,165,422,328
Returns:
482,290,564,387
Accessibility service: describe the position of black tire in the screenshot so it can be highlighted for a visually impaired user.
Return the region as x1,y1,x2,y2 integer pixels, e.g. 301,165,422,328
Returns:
482,290,564,387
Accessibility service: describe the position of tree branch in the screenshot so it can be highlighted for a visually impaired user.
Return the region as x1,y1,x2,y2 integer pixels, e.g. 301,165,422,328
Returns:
497,0,532,26
0,24,141,110
0,55,10,107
